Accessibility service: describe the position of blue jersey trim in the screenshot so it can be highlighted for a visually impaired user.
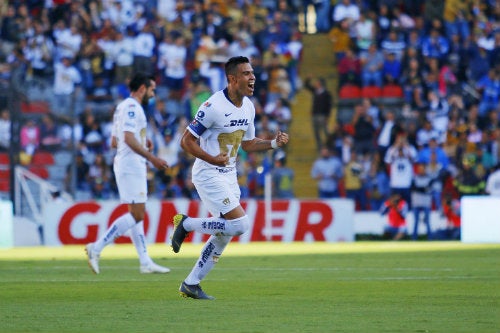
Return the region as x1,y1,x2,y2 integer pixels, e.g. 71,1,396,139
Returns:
188,119,207,137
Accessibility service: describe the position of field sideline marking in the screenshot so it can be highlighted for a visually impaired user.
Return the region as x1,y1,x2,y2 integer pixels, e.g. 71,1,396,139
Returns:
1,242,499,260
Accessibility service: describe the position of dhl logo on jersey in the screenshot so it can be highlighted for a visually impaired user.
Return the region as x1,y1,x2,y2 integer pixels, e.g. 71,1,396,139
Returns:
225,119,250,127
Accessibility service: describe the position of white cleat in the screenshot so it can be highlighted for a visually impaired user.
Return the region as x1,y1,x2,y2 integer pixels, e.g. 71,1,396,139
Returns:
140,261,171,274
85,243,100,274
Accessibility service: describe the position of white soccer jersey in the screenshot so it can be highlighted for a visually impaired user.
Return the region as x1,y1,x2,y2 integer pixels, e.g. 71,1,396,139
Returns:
187,89,256,177
112,97,148,174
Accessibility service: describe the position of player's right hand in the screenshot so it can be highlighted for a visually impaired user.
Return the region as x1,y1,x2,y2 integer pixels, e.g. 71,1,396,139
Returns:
151,156,169,170
212,153,229,167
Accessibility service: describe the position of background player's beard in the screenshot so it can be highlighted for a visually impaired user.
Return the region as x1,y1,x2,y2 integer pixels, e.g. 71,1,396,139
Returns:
141,95,150,108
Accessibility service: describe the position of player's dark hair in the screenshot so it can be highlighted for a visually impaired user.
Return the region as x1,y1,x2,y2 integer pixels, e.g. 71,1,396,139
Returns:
128,72,154,92
225,56,249,77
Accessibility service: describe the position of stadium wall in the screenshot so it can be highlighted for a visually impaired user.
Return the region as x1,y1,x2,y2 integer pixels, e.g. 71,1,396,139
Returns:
6,197,500,247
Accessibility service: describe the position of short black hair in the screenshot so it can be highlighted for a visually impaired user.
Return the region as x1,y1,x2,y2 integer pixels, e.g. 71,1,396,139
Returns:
128,72,154,92
225,56,249,77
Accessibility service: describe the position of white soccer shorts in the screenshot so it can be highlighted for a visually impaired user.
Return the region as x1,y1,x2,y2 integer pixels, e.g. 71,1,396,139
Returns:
193,172,241,217
115,171,148,204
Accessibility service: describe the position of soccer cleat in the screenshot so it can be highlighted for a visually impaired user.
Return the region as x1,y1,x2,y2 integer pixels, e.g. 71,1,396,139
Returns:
85,243,100,274
171,214,189,253
179,282,215,300
140,261,171,274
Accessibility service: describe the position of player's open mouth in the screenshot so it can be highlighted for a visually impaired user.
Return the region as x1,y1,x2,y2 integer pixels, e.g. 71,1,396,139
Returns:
248,82,254,91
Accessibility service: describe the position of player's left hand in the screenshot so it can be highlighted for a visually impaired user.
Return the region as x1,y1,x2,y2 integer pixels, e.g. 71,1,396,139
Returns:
275,130,289,147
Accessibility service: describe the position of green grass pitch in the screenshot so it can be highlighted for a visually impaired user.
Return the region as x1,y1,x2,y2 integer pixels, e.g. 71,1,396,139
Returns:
0,242,499,333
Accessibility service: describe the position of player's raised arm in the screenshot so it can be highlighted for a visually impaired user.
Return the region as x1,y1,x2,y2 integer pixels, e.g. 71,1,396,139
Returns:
241,130,289,152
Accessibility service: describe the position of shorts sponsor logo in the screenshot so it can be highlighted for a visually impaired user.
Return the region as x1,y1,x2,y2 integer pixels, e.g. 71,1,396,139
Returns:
222,198,230,205
216,167,232,173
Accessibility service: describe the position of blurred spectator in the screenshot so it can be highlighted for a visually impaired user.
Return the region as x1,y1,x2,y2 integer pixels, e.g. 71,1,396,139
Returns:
486,163,500,196
366,155,391,210
271,151,294,199
382,51,401,85
425,90,450,144
264,97,292,132
421,28,450,61
362,98,381,129
417,136,450,169
475,68,500,119
187,81,212,120
0,109,10,151
132,23,156,75
285,31,303,99
313,0,332,33
53,21,82,61
52,56,82,120
112,29,135,86
469,46,490,83
381,30,406,62
86,76,114,114
24,19,54,89
423,1,445,29
39,114,61,151
452,153,485,198
410,162,433,240
0,4,19,56
376,4,391,43
66,152,89,193
20,119,40,161
443,0,472,41
328,18,352,62
311,146,343,198
427,151,447,211
87,152,112,199
76,33,104,95
304,75,333,151
360,43,384,87
337,48,361,86
380,193,408,240
434,194,461,240
384,134,417,206
344,150,368,210
391,6,415,33
154,126,181,190
354,11,375,52
377,110,398,160
416,120,439,149
401,57,425,109
332,0,360,26
352,104,376,155
158,32,187,101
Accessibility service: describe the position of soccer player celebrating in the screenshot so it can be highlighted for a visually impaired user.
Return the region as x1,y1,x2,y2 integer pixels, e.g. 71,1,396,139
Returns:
85,72,170,274
171,56,289,299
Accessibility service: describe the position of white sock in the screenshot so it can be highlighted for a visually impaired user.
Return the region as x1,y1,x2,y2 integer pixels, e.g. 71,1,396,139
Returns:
93,213,136,253
130,221,151,266
184,234,232,285
184,215,249,236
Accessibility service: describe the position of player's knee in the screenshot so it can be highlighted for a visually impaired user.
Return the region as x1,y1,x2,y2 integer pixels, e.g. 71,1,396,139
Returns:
231,215,249,236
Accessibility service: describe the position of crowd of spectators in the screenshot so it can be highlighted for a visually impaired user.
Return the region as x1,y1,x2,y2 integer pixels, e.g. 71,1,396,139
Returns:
319,0,500,228
0,0,303,200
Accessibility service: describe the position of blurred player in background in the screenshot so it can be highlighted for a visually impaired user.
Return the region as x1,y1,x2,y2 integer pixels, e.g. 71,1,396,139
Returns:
85,72,170,274
170,56,289,300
